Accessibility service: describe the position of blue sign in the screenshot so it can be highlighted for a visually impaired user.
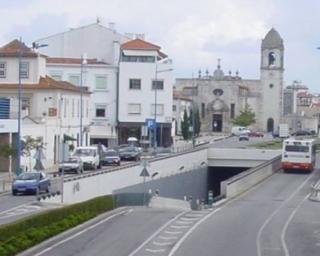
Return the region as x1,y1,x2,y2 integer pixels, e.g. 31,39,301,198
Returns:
146,118,156,129
0,98,10,119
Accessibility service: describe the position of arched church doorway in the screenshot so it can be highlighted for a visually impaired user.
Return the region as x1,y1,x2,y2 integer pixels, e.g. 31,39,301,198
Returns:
267,118,274,132
212,114,223,132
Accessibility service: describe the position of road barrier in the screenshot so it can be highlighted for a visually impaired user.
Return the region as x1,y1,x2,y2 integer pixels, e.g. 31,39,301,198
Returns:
309,181,320,202
221,155,281,199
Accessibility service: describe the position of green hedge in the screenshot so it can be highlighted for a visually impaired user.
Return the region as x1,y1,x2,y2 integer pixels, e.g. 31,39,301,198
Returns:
0,195,113,256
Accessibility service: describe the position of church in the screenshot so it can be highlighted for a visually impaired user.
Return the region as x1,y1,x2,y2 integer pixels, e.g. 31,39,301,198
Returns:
174,28,284,133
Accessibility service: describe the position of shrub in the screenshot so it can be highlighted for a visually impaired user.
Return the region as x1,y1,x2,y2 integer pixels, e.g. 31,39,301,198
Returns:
0,195,113,256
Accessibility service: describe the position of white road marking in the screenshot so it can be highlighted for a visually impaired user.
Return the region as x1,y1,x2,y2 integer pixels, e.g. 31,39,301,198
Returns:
164,230,182,235
170,225,189,229
176,220,193,225
256,173,314,256
185,214,203,218
152,241,173,246
128,211,188,256
168,208,221,256
145,248,166,253
159,235,178,240
0,202,31,215
34,209,132,256
281,194,309,256
180,217,198,222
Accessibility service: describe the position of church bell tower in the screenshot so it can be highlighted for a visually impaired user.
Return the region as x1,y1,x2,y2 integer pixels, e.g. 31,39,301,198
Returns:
260,28,284,132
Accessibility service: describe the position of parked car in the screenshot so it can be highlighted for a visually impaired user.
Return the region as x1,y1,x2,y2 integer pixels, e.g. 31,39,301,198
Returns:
239,133,249,141
59,157,83,174
101,150,121,166
119,146,141,161
12,171,50,195
248,131,264,137
73,146,101,170
272,131,279,138
291,129,312,136
231,126,249,136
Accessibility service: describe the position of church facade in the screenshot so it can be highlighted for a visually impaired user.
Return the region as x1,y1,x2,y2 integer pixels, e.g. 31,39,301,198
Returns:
174,28,284,133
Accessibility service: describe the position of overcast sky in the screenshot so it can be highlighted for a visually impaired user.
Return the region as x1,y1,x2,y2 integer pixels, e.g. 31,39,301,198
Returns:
1,0,319,92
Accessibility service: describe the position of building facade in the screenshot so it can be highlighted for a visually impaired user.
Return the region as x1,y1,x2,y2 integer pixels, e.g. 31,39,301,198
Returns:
118,39,174,146
175,28,284,133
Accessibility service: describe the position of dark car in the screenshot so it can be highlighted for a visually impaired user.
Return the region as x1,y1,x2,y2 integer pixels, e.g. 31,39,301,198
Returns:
119,147,141,161
101,150,121,166
248,131,264,137
291,130,312,136
59,157,83,174
12,172,50,195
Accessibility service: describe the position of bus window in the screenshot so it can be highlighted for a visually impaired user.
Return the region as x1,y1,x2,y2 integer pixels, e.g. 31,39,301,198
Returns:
285,145,309,152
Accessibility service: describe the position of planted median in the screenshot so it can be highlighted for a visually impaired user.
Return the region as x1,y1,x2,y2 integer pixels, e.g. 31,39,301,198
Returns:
0,195,113,256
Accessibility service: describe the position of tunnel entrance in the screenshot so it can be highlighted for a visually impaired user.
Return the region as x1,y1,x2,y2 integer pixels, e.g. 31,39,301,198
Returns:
207,166,249,197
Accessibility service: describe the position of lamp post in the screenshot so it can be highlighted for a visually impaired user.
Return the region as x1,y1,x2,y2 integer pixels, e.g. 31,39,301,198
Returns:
80,54,87,146
153,61,173,152
191,74,196,148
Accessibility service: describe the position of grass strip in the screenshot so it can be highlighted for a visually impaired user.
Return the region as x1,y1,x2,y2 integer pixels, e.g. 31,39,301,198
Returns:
0,195,113,256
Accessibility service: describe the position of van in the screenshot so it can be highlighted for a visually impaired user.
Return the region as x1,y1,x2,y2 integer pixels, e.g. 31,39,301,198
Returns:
73,146,101,170
231,126,250,136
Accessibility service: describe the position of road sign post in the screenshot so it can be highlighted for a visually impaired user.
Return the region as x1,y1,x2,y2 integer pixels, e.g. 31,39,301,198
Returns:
140,160,150,206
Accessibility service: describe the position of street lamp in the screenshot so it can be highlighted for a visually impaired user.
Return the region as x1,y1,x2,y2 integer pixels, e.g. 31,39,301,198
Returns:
80,53,87,146
16,39,48,175
153,61,173,152
191,74,196,148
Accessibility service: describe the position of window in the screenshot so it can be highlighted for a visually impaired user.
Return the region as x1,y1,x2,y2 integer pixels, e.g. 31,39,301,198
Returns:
268,52,276,66
77,100,80,117
0,62,6,78
269,83,274,89
173,105,176,111
95,75,107,90
230,103,235,119
201,103,205,118
63,98,67,118
152,80,164,90
122,54,155,63
128,103,141,114
69,74,80,86
86,100,89,118
129,79,141,90
151,104,164,116
95,104,107,118
20,62,29,78
72,99,75,118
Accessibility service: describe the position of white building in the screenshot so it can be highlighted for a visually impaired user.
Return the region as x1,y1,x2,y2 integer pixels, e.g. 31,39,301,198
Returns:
46,57,118,146
118,38,174,146
172,91,192,135
0,40,90,173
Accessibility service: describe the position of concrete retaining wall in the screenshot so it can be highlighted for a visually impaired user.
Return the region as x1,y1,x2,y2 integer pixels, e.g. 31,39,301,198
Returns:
149,196,190,210
60,148,207,204
221,155,281,199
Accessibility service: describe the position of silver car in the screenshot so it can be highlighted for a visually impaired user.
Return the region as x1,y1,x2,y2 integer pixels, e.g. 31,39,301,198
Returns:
59,157,84,174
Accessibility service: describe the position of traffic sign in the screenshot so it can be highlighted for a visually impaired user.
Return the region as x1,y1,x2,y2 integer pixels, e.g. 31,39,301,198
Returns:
140,167,150,177
146,118,155,129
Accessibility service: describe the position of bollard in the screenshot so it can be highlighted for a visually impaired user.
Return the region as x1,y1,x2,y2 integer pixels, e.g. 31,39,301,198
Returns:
208,190,214,206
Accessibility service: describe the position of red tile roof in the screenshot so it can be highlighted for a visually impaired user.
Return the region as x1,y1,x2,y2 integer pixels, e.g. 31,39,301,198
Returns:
0,39,41,58
47,57,109,65
0,76,90,93
121,38,161,50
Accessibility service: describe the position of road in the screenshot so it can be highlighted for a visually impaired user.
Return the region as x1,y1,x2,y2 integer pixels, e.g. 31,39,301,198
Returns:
173,162,320,256
21,207,182,256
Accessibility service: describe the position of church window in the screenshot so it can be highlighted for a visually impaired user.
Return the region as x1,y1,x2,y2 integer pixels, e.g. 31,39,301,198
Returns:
268,52,276,66
230,103,235,118
269,83,274,88
201,103,205,118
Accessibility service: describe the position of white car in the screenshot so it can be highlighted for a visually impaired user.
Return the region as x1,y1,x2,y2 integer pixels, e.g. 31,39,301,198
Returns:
73,146,101,170
59,157,84,174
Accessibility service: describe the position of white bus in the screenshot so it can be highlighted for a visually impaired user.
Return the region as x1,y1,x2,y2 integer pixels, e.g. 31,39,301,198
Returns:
281,138,319,172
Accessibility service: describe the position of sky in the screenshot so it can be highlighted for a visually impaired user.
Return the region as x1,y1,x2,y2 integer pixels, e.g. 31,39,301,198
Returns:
1,0,320,92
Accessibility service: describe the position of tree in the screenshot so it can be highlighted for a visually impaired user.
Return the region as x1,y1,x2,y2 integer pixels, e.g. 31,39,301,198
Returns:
22,136,44,171
232,104,256,127
181,109,190,140
0,144,15,158
194,108,201,136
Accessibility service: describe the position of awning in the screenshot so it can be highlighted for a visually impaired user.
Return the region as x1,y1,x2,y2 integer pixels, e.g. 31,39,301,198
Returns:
63,134,76,143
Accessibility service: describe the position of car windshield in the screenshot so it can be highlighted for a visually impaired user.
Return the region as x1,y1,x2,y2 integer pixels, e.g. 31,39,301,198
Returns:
74,149,95,156
105,151,118,156
17,173,40,180
123,147,136,152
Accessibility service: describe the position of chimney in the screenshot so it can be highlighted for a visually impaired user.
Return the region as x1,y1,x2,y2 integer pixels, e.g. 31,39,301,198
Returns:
108,22,116,32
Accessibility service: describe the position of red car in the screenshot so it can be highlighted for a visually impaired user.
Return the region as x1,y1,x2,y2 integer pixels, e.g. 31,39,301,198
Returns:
248,131,264,137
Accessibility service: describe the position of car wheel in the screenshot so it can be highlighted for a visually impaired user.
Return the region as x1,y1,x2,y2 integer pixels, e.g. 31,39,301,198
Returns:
93,164,97,170
46,185,50,193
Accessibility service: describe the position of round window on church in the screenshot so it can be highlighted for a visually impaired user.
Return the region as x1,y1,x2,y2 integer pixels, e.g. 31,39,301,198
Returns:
269,83,274,89
213,88,224,96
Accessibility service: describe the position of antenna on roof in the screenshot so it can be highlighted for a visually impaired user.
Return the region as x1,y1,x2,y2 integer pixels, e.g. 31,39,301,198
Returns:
96,16,100,24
